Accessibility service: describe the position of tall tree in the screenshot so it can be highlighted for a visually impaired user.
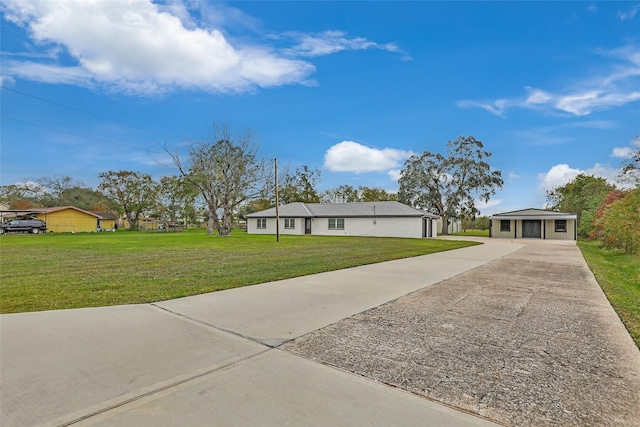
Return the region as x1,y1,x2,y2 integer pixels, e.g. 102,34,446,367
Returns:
546,173,614,237
322,185,359,203
357,186,397,202
0,184,34,208
169,125,271,236
279,165,321,204
38,176,114,210
592,188,640,254
157,175,198,223
98,170,159,230
398,136,503,235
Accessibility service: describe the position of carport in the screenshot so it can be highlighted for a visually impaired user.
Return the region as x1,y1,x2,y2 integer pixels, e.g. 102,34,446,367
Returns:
489,208,577,241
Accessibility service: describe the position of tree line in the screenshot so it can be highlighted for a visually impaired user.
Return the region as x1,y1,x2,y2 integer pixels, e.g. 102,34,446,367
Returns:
546,138,639,254
2,123,509,236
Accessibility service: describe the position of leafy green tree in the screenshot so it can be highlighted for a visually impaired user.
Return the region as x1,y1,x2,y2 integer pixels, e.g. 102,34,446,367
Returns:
322,185,359,203
0,184,35,208
279,165,321,204
592,188,640,254
157,175,198,223
398,136,503,235
546,173,614,237
461,216,474,232
98,170,159,230
357,186,397,202
474,216,490,231
169,125,271,236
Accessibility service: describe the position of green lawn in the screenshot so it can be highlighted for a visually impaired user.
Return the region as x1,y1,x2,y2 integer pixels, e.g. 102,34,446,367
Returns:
0,230,479,314
578,239,640,348
454,229,490,237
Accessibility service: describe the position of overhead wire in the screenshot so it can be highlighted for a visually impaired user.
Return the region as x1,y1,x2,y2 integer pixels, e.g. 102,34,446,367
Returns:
0,115,164,154
1,85,169,137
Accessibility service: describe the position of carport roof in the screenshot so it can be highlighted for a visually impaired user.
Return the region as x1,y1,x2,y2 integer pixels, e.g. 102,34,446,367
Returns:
490,208,577,220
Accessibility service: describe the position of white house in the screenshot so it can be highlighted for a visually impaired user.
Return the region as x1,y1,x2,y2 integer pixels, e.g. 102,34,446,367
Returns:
489,208,577,241
246,201,439,238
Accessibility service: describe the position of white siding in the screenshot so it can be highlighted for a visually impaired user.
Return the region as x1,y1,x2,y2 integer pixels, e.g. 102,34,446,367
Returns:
310,217,422,238
248,216,433,238
247,218,305,235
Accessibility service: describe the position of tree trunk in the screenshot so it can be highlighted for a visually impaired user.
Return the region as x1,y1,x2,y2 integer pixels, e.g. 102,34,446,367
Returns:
125,211,138,230
207,218,215,235
441,216,449,235
218,212,233,236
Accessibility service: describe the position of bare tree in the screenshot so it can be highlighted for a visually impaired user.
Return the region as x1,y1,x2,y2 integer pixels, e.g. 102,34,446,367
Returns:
168,124,271,236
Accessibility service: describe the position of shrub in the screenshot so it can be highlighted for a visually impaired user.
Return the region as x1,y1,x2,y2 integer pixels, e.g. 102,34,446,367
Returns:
592,188,640,254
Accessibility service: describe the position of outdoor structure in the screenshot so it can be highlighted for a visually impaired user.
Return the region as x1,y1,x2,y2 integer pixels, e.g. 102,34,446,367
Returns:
0,206,119,233
30,206,114,233
489,208,577,241
437,218,462,234
246,201,439,238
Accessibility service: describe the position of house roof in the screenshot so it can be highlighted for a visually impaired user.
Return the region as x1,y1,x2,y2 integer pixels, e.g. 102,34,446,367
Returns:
246,201,439,219
29,206,105,219
490,208,577,220
92,211,118,220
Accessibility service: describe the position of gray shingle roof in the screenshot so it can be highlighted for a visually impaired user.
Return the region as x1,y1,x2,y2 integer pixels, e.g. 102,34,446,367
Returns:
246,201,439,219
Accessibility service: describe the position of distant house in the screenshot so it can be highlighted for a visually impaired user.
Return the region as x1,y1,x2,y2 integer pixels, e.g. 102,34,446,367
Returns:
489,208,577,241
92,211,118,231
246,201,439,238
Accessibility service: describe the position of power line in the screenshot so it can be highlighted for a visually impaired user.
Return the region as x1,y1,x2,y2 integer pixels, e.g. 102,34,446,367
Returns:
1,115,164,154
1,85,169,137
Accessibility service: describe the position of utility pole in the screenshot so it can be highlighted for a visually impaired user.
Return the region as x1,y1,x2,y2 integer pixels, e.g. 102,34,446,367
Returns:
274,158,280,242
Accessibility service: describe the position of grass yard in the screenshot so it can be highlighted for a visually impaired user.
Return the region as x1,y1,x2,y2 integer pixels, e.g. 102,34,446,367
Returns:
454,229,490,237
0,230,479,314
578,239,640,348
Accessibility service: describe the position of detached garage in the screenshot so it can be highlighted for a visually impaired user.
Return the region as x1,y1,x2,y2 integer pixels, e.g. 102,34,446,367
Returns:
490,208,577,241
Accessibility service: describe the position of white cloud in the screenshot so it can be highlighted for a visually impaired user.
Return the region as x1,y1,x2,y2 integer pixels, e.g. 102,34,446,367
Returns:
281,30,407,59
324,141,413,174
475,198,503,211
611,136,640,158
0,0,407,95
512,120,618,146
387,169,402,181
537,162,620,193
538,164,581,193
617,3,640,20
508,172,522,180
612,146,633,158
459,44,640,117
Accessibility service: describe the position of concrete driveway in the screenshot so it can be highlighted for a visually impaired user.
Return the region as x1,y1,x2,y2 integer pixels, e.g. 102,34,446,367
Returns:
2,238,638,426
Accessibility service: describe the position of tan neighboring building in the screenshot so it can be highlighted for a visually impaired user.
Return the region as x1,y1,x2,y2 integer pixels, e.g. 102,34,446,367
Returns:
489,208,577,241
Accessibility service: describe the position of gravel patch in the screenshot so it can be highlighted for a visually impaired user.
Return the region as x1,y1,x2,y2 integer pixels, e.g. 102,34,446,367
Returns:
282,243,640,426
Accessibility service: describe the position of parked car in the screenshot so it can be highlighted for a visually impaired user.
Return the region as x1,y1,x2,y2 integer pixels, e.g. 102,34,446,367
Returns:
0,219,47,234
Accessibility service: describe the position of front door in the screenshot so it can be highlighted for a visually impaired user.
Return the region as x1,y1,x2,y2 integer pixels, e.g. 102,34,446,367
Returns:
305,218,312,234
522,220,541,238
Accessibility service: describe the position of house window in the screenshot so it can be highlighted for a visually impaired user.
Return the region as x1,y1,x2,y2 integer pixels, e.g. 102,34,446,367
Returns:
328,218,345,230
500,220,510,232
284,218,295,229
256,218,266,229
555,220,567,232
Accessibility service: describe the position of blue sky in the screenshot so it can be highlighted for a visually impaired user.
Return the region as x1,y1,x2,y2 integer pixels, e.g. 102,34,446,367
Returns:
1,1,639,215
